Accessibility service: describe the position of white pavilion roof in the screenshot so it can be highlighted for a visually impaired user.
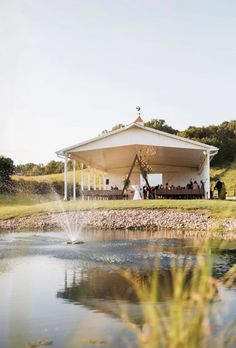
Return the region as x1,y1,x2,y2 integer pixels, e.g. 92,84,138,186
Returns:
56,122,218,171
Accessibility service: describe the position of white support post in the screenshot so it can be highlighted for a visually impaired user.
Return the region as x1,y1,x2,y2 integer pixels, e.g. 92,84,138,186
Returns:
73,160,76,201
99,175,101,190
201,151,210,199
103,173,106,190
205,151,210,199
80,162,84,189
64,156,68,201
88,166,91,190
94,169,96,190
80,163,84,200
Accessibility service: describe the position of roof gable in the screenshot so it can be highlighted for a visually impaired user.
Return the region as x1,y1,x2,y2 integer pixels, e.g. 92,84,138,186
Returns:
57,122,218,155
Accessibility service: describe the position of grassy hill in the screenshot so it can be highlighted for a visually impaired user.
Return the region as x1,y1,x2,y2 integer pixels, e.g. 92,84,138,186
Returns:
211,158,236,197
14,172,73,183
14,169,102,187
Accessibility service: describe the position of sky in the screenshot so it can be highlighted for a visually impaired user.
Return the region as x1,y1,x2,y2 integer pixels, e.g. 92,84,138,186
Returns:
1,0,236,164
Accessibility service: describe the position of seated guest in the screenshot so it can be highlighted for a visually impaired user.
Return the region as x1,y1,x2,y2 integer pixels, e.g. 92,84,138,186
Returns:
200,180,204,191
187,179,193,189
165,182,169,190
193,181,199,190
149,186,156,199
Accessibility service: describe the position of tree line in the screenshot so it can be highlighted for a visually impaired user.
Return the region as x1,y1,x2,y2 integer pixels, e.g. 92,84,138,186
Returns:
15,160,74,176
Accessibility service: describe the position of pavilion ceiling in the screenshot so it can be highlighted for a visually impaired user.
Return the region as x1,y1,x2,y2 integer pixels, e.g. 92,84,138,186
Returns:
69,144,206,172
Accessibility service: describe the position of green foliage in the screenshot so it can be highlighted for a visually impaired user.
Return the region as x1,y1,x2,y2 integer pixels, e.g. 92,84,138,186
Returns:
0,156,15,192
144,119,179,134
112,123,125,131
0,156,15,180
100,123,125,135
16,163,45,176
211,158,236,196
14,179,80,197
178,120,236,166
44,160,64,175
122,243,236,348
16,160,73,176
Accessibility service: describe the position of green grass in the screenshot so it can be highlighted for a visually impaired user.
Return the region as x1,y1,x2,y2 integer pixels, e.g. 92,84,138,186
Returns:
211,158,236,196
13,168,103,186
14,172,71,182
0,193,236,220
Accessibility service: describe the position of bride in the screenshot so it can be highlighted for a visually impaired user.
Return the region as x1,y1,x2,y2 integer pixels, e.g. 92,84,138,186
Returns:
132,185,142,200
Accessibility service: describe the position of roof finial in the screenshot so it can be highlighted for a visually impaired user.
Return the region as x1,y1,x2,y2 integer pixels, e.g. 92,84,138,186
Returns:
135,106,144,125
136,106,141,117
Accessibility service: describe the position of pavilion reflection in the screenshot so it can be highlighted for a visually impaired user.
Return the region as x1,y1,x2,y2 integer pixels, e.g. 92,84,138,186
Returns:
55,246,235,323
56,267,187,324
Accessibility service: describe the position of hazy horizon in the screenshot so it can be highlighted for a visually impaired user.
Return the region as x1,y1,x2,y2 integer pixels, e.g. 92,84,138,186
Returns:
1,0,236,164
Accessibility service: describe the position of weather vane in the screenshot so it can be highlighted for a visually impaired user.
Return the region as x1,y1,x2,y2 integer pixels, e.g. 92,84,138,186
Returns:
136,106,141,117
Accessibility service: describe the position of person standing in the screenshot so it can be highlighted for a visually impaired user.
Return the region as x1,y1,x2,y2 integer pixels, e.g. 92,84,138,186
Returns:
143,185,148,199
214,179,224,199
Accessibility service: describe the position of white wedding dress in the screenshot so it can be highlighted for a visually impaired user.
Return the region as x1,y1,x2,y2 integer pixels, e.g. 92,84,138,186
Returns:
132,185,142,200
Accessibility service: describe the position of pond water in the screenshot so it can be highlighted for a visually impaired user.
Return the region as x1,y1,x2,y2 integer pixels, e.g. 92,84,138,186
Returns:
0,230,235,348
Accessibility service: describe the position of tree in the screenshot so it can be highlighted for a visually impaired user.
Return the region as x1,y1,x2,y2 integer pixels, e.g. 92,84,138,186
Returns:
178,120,236,166
111,124,125,132
0,156,15,192
100,124,125,135
144,119,179,134
16,163,45,176
44,161,64,175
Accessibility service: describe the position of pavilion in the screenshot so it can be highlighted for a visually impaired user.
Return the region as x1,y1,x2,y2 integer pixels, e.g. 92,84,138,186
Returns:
56,117,218,200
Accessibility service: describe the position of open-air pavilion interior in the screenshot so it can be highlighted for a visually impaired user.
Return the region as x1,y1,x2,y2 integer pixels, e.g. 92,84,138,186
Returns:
56,117,218,200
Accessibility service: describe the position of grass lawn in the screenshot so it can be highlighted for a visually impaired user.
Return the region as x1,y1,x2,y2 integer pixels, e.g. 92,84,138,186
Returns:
0,193,236,220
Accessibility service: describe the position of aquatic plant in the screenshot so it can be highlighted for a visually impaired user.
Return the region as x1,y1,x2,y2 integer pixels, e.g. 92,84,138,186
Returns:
120,242,236,348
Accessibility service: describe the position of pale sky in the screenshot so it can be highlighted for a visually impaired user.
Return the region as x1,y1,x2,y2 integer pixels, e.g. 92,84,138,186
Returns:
1,0,236,164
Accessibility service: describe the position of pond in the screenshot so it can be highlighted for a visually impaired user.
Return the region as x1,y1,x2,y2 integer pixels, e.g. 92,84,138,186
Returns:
0,230,235,348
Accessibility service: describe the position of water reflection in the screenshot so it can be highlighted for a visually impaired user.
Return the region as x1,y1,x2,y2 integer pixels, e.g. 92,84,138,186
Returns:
0,231,235,348
58,268,176,304
57,265,222,330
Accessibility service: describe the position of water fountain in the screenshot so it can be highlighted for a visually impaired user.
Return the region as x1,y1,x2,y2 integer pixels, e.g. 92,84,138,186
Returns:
48,186,85,245
56,212,85,244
